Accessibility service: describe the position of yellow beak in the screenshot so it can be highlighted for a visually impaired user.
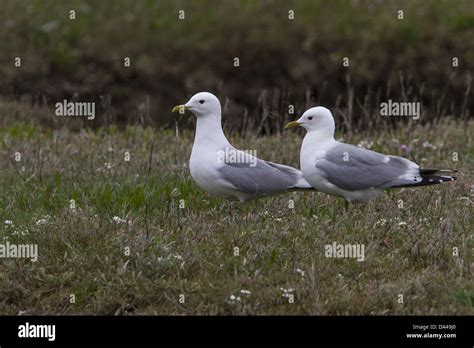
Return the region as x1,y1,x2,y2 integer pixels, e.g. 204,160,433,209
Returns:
171,105,190,113
285,120,302,129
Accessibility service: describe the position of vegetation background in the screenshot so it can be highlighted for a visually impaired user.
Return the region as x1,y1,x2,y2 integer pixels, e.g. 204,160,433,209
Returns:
0,0,472,315
0,0,473,131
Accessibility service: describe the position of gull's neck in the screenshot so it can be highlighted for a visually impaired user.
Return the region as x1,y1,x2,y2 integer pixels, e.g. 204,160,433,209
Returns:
304,125,336,147
194,113,230,149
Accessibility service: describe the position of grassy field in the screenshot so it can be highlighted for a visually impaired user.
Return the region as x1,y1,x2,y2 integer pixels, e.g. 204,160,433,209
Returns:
0,117,473,315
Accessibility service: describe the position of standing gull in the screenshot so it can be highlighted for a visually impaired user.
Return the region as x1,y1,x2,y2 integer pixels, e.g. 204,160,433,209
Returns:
285,107,457,203
172,92,313,202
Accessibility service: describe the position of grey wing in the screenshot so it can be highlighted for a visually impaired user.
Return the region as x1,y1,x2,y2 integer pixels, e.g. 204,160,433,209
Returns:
316,144,420,191
217,157,307,194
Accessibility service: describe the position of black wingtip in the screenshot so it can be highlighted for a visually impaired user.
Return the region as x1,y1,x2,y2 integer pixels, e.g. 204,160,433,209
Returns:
391,172,458,189
420,168,458,175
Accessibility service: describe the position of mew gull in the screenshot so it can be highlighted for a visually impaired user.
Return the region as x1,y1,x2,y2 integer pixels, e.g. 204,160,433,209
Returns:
286,106,457,202
172,92,314,202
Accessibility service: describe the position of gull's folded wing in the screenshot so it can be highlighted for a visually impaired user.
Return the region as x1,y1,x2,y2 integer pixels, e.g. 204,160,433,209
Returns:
315,144,421,191
217,151,310,194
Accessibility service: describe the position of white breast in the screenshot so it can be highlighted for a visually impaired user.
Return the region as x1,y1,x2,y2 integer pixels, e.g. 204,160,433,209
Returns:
300,136,335,192
189,142,243,200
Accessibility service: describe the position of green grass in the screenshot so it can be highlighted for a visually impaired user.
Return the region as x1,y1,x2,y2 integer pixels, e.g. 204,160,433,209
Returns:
0,118,473,315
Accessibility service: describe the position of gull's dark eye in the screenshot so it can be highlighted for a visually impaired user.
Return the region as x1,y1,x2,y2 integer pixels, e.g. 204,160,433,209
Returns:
199,100,205,104
308,116,313,120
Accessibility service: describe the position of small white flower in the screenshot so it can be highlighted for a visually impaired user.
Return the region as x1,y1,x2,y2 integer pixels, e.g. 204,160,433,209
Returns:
36,218,48,226
280,287,294,298
12,228,27,236
105,162,113,170
240,289,251,295
418,218,428,225
398,221,407,227
5,220,13,226
227,293,243,304
112,216,126,224
422,141,437,150
296,268,305,277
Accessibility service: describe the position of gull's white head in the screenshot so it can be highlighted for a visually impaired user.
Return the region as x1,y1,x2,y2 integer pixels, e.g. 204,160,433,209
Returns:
285,106,335,135
172,92,221,118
